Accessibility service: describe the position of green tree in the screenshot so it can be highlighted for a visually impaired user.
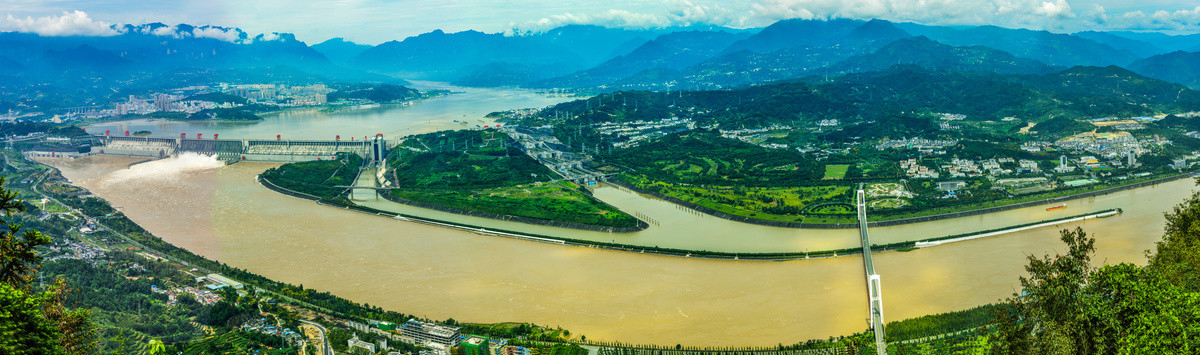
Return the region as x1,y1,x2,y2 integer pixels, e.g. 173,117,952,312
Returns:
992,227,1097,354
146,339,166,355
0,176,94,354
1149,186,1200,290
0,176,51,285
994,188,1200,354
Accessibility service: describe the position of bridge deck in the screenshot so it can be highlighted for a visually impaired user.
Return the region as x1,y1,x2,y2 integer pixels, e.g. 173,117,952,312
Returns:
857,185,887,354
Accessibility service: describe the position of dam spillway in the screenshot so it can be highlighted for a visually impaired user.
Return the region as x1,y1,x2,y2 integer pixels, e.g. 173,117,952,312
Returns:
92,135,385,163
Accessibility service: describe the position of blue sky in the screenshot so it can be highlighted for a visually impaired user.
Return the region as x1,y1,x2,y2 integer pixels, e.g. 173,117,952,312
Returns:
2,0,1200,44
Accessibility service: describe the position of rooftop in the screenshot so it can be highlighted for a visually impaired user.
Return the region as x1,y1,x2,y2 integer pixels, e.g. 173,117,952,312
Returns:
465,336,488,345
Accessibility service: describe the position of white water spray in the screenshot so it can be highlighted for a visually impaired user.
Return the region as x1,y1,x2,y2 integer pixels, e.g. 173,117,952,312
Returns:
103,152,225,184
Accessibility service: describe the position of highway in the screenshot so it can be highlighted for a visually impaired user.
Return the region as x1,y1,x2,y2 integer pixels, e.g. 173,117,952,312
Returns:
857,185,888,354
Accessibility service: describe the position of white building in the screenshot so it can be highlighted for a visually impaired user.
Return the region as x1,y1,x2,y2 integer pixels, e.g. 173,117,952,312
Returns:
400,319,461,349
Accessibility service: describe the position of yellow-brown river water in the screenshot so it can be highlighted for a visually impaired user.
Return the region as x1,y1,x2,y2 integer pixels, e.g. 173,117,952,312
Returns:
41,154,1189,347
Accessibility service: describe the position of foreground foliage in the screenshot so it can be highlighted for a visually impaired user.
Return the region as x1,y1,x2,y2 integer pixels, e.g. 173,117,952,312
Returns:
0,176,95,354
989,184,1200,353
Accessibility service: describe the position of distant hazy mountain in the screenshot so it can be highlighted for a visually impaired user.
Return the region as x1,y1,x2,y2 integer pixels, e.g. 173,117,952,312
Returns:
312,38,373,64
598,19,911,91
0,23,333,77
533,25,666,67
895,23,1140,67
530,30,752,88
352,29,580,83
452,62,548,87
826,36,1056,76
352,25,676,85
722,18,907,55
1129,51,1200,89
0,24,405,110
1103,32,1200,53
1072,31,1165,56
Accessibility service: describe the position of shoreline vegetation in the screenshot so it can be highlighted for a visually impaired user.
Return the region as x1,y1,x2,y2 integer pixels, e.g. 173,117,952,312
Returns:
258,169,1123,260
610,172,1191,229
255,147,645,231
382,129,643,229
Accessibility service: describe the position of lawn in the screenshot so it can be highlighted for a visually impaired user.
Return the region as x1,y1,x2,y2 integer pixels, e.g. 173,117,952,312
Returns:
823,164,851,180
624,175,853,222
869,198,909,208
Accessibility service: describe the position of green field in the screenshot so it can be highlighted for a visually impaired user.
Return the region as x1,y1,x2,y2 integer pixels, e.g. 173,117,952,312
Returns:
823,164,850,180
391,181,640,228
180,330,296,355
599,131,824,186
623,175,852,222
869,198,909,208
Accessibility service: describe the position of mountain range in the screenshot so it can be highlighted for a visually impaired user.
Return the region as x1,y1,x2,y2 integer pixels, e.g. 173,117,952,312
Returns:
5,18,1200,111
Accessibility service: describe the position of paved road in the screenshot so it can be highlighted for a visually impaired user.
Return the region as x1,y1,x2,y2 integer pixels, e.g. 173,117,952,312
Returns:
299,319,334,355
857,185,887,355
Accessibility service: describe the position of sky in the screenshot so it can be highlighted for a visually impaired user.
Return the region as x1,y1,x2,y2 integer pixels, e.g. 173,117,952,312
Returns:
1,0,1199,45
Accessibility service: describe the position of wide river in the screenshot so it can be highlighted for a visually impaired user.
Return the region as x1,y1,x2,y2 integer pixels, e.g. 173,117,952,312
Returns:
47,84,1192,346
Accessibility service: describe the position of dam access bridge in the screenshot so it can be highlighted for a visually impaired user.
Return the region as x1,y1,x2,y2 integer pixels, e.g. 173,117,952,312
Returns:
92,133,390,164
857,184,888,354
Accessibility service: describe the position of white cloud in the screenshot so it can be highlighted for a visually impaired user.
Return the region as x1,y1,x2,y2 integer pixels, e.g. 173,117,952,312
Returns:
511,0,1200,34
1034,1,1075,19
148,25,181,38
0,10,119,36
192,26,243,42
745,0,1082,29
1081,5,1200,31
256,32,280,42
515,0,742,32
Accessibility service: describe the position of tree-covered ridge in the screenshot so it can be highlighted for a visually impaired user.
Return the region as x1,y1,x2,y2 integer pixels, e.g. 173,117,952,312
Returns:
526,65,1200,133
826,36,1056,76
392,129,554,189
327,83,422,103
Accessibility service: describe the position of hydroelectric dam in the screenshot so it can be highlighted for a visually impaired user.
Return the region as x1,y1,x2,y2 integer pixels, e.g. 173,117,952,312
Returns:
88,132,389,163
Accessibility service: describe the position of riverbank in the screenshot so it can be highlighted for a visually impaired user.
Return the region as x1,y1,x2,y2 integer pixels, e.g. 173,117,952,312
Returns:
609,172,1191,229
260,173,1122,261
378,191,648,233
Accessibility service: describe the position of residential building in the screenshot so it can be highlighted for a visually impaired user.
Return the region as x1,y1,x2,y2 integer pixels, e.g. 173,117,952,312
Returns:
462,336,489,355
400,319,461,349
937,181,966,192
348,335,376,353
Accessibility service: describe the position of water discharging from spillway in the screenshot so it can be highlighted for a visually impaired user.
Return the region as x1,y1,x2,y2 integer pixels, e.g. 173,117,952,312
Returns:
103,153,225,184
